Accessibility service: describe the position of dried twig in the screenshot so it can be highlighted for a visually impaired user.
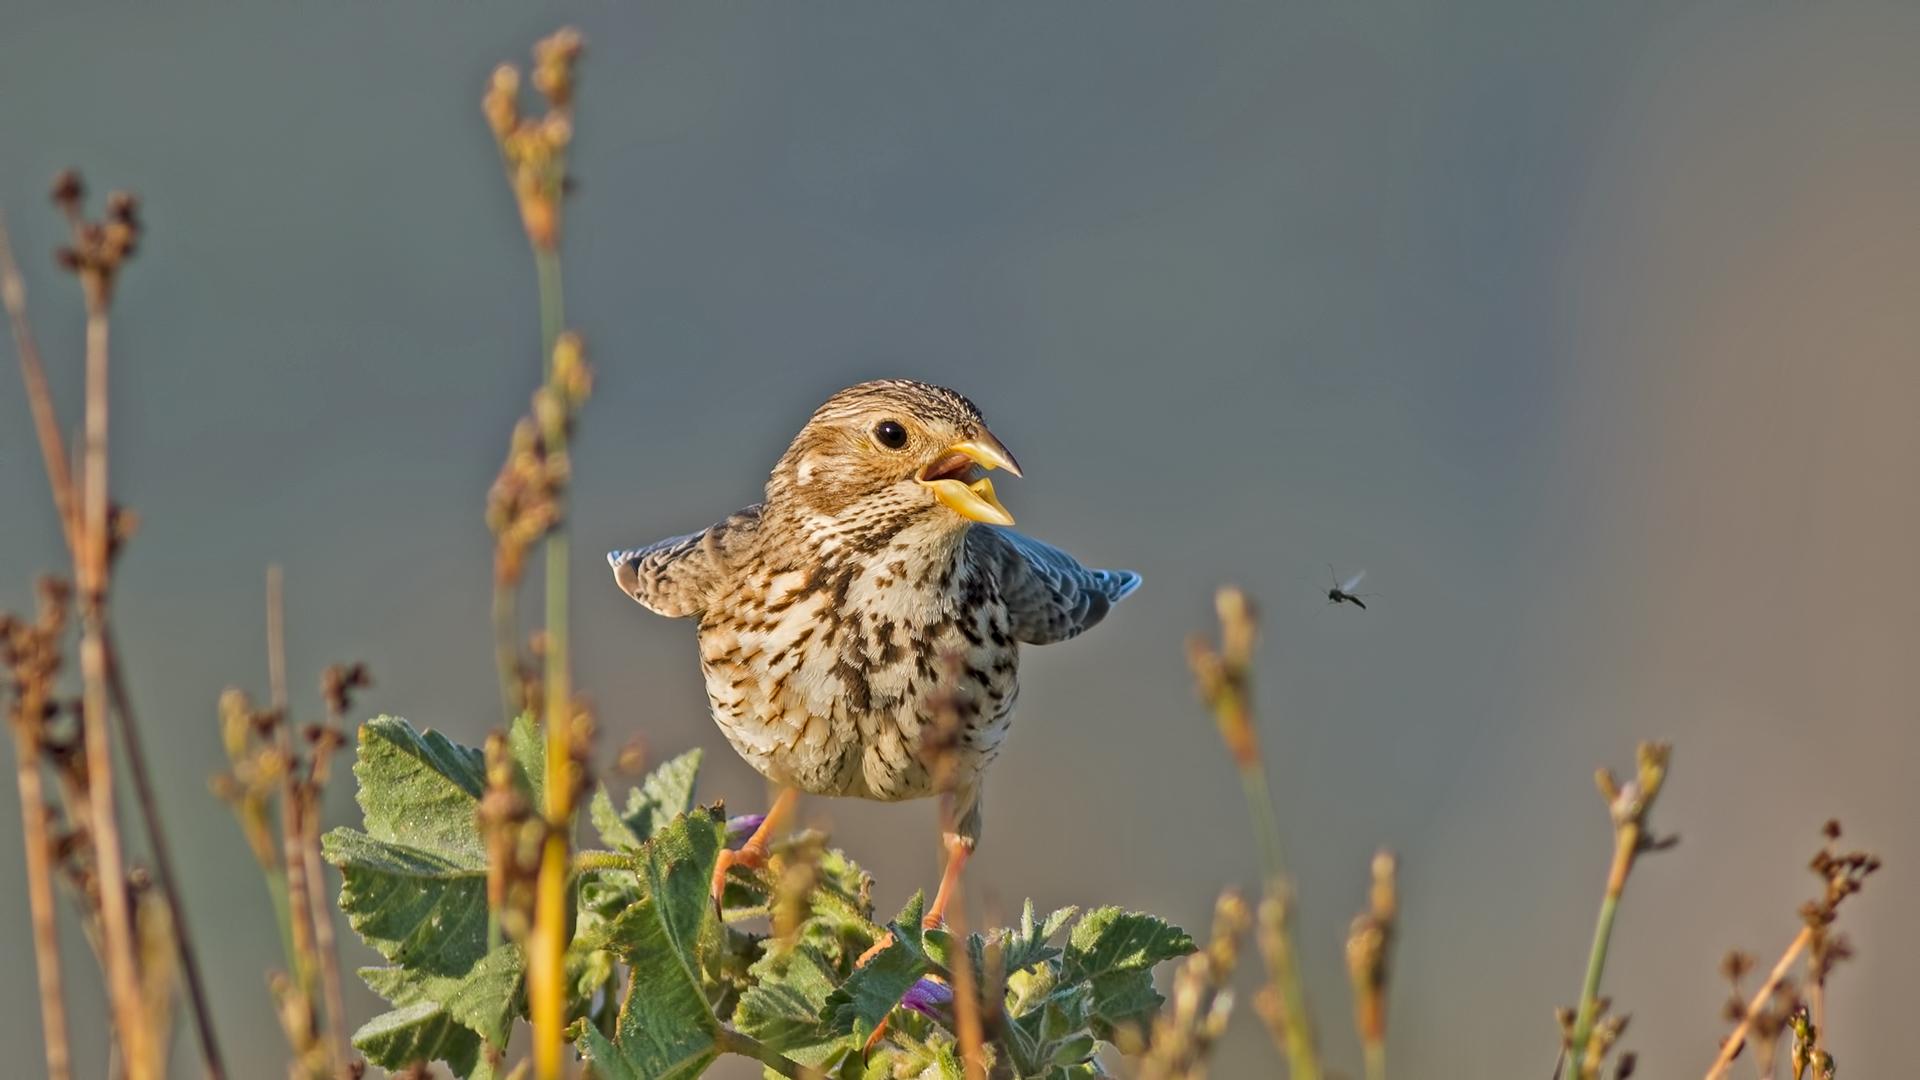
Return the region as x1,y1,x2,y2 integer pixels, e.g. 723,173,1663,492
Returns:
105,623,228,1080
8,193,228,1079
1704,824,1877,1080
53,167,159,1080
0,581,75,1080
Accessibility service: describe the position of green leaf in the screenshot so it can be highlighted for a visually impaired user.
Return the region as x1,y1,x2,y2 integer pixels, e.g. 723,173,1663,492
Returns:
578,810,728,1079
1060,908,1194,983
325,716,529,1074
592,749,703,850
351,1001,480,1077
1004,983,1092,1076
825,894,928,1038
733,942,839,1050
1058,908,1194,1038
812,846,876,923
999,900,1076,975
351,716,488,861
360,945,525,1046
323,829,489,968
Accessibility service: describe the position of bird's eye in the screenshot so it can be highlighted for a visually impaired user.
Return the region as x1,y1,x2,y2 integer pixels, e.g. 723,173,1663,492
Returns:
874,420,909,449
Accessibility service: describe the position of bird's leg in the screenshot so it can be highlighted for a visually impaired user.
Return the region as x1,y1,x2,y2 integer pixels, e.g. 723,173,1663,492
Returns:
923,830,973,929
853,831,974,963
855,813,977,1056
711,786,800,908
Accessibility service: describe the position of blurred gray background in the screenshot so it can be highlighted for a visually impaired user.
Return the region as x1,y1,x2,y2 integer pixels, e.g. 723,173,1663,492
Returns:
3,2,1917,1076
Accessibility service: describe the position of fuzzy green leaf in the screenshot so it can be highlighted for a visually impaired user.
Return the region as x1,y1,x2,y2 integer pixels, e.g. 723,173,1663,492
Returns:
351,1001,480,1077
325,716,541,1073
733,942,839,1050
323,829,489,967
360,945,525,1046
577,810,728,1079
592,749,703,850
1059,908,1194,1038
1060,908,1194,982
825,894,928,1038
1000,900,1076,975
350,716,488,860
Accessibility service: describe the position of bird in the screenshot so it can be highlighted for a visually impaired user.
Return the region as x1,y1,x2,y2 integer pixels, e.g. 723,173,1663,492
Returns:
1326,566,1368,609
608,378,1139,927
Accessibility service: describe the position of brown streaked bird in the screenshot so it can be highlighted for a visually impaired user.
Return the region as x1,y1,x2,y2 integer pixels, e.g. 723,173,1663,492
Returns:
608,378,1139,926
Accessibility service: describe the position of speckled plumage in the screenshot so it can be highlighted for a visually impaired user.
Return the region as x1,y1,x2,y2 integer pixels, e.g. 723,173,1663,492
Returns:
609,379,1138,849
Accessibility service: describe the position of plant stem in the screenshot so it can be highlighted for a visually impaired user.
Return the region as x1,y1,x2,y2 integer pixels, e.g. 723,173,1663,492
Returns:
10,717,72,1080
8,208,229,1080
1809,952,1827,1061
1191,590,1321,1080
270,568,320,995
1568,825,1635,1069
1365,1041,1386,1080
300,805,353,1079
0,211,79,551
79,275,155,1079
1,207,76,1080
106,627,228,1080
1704,927,1812,1080
1240,765,1319,1080
537,247,564,364
530,243,573,1080
1237,762,1287,888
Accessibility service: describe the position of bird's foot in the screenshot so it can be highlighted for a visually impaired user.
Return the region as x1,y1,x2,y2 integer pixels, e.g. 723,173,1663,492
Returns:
711,787,801,913
709,843,769,911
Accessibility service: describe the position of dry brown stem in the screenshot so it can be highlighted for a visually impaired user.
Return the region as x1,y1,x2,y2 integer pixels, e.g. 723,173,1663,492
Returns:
54,166,160,1080
1705,824,1878,1080
1,580,76,1080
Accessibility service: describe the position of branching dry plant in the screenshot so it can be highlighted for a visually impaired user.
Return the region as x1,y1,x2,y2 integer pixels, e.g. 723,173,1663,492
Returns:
0,24,1886,1080
3,173,227,1080
208,569,366,1079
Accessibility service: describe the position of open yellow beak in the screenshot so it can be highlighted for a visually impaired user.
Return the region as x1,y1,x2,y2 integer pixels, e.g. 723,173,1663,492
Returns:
917,430,1023,527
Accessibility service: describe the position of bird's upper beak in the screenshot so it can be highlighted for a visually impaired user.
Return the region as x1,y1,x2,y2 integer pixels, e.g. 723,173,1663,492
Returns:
916,428,1023,527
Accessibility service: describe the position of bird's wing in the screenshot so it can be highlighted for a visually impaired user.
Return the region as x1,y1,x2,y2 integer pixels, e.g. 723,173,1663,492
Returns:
970,526,1141,646
608,505,762,618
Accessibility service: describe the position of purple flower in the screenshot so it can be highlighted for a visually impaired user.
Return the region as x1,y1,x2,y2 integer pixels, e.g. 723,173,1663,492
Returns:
900,977,953,1019
725,814,765,847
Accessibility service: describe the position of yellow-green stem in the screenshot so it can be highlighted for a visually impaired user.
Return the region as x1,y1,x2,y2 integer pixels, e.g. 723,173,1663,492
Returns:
1364,1041,1385,1080
1238,761,1287,887
530,831,571,1079
530,242,573,1079
1567,826,1637,1077
1238,761,1319,1080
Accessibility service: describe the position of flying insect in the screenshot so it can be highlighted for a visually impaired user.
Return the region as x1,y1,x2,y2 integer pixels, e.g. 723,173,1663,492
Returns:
1326,567,1369,609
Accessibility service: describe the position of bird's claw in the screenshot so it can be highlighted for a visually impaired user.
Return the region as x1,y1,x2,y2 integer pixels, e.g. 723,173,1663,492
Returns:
709,844,769,912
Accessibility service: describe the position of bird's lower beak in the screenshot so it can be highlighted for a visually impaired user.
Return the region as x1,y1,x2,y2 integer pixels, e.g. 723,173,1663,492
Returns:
917,430,1022,527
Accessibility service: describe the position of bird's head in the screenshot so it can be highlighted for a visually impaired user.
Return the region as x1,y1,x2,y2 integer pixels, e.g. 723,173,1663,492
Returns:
768,379,1022,533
